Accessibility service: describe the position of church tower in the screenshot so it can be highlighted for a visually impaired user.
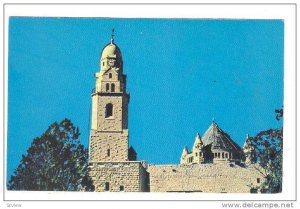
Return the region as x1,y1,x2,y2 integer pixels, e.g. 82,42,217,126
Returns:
89,33,130,162
88,33,149,192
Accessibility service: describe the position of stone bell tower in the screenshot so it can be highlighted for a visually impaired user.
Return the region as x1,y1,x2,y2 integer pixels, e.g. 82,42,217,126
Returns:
88,32,148,192
89,32,130,162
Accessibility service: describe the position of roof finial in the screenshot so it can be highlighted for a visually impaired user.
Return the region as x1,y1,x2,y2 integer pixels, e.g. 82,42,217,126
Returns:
111,28,115,44
212,117,215,123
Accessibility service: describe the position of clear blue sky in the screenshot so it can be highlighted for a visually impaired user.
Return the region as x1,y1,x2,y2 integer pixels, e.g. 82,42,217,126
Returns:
7,17,283,179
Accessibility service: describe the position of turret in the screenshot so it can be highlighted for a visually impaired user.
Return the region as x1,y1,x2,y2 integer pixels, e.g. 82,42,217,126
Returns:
192,133,204,164
192,133,203,151
243,134,256,166
180,146,188,164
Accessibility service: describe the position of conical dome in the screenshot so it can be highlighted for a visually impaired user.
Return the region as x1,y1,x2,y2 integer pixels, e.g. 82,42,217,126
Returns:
202,121,242,152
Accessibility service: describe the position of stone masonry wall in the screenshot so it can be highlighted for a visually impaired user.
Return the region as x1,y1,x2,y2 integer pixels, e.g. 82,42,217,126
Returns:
89,161,149,192
148,163,263,192
89,130,128,161
96,95,128,131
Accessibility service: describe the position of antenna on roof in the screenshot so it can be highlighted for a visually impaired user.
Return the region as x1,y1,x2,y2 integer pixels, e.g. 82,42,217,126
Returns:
111,28,115,44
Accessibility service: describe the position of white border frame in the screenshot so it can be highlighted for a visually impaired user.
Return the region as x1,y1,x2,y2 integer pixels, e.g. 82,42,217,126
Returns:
2,3,297,202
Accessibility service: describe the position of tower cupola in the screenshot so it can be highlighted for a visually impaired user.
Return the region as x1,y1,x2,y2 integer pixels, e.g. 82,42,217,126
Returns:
99,30,123,72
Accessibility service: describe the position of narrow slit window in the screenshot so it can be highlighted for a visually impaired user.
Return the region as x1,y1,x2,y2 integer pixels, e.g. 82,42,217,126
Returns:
120,185,124,191
105,182,110,191
107,149,110,157
111,83,115,92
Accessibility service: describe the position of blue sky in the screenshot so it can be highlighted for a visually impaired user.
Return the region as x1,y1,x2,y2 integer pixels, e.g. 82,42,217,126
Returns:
7,18,283,179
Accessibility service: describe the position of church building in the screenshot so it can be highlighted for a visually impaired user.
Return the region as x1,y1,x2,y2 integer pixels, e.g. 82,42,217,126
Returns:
88,33,263,193
180,121,245,165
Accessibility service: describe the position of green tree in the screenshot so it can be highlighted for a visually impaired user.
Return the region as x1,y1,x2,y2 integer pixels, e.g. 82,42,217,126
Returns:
248,109,283,193
8,119,94,191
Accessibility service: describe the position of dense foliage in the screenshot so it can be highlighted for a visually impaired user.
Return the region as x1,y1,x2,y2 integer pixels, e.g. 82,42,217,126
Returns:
248,109,283,193
8,119,94,191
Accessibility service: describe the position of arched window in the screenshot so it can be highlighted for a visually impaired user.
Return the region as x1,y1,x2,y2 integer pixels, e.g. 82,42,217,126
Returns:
222,153,224,158
105,103,113,118
106,83,109,92
109,73,112,79
111,83,115,92
218,153,220,158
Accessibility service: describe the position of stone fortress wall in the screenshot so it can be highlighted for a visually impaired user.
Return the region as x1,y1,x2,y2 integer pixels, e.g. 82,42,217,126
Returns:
89,130,129,162
147,163,263,193
89,161,149,192
89,160,263,193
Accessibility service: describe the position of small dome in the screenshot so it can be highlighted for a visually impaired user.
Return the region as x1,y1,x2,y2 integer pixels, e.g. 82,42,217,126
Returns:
100,42,122,61
99,38,123,71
